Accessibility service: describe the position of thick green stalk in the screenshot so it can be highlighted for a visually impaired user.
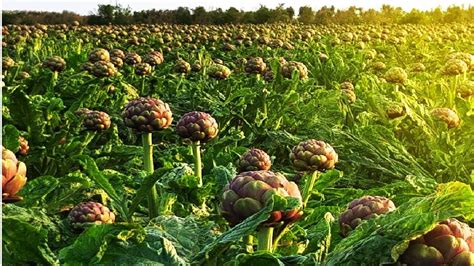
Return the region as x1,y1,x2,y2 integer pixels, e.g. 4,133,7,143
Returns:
243,235,254,253
302,171,320,207
143,133,159,218
192,141,202,187
257,227,274,252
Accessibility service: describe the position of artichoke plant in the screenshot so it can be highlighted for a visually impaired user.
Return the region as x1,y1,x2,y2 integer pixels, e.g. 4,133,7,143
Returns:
68,201,115,228
42,56,66,72
387,105,406,119
2,146,27,202
245,57,267,75
399,219,474,265
110,48,125,59
90,61,117,78
124,52,142,65
384,67,408,84
432,108,460,128
290,139,338,206
144,51,164,66
457,81,474,98
88,48,110,62
122,97,173,218
83,110,111,131
208,64,231,79
237,148,272,172
340,82,356,103
176,111,218,187
281,61,308,80
2,56,15,70
134,62,152,76
18,136,29,156
339,195,396,237
175,59,191,74
443,59,468,76
221,170,303,251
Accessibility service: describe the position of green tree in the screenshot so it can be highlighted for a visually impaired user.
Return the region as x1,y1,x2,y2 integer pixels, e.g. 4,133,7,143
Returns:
298,6,314,24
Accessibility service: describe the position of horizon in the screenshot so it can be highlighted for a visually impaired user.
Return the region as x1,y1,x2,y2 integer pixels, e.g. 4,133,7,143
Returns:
3,0,473,16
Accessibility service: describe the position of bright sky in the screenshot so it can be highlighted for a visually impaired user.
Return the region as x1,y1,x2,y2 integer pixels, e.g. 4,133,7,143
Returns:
3,0,473,15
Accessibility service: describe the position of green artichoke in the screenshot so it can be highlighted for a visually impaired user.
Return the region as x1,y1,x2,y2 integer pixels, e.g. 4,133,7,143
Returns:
384,67,408,84
443,59,468,76
18,136,29,156
110,57,124,68
290,140,338,172
122,97,173,132
124,52,142,65
208,64,231,79
90,61,117,78
42,56,66,72
83,110,111,131
432,108,460,128
110,48,125,59
68,201,115,227
339,195,396,237
221,170,303,226
245,57,267,75
88,48,110,62
175,59,191,74
176,111,218,142
400,219,474,265
281,61,308,80
237,148,272,172
143,51,164,66
134,62,152,76
2,56,15,70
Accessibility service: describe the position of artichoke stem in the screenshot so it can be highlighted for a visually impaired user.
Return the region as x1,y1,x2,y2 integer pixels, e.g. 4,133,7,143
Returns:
243,235,254,253
192,141,202,187
143,133,159,219
303,171,321,207
257,226,274,252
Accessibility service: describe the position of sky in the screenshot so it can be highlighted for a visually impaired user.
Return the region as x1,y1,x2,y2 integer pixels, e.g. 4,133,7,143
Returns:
3,0,473,15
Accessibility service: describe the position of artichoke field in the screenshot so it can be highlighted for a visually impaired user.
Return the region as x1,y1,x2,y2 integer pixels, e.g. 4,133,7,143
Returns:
1,20,474,265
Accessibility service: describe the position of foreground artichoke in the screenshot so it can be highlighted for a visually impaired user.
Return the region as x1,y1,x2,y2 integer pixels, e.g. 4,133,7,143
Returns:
237,148,272,172
122,97,173,132
134,62,152,76
83,110,111,131
432,108,460,128
221,170,303,226
400,219,474,265
443,59,468,76
339,196,396,236
290,140,338,172
68,201,115,227
176,111,218,142
2,56,15,70
42,56,66,72
144,51,164,66
207,64,231,79
2,146,27,202
281,61,308,80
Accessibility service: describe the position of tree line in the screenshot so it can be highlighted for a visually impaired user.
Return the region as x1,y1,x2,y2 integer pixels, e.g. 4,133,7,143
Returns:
3,4,474,25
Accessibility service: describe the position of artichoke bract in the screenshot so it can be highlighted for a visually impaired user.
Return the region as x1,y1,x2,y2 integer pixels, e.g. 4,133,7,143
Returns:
176,111,218,142
221,170,303,226
400,219,474,265
83,110,111,131
290,140,338,172
339,195,396,237
122,97,173,132
68,201,115,227
2,146,27,202
237,148,272,172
